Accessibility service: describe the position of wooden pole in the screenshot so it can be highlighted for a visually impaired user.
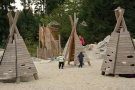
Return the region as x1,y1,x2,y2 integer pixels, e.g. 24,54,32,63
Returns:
68,15,75,64
68,13,79,64
113,8,124,32
9,11,19,43
14,34,20,83
39,26,41,48
59,34,61,54
8,11,20,36
115,7,127,32
50,30,53,57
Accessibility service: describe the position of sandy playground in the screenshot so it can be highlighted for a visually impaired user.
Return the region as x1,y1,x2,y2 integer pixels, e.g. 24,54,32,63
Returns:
0,47,135,90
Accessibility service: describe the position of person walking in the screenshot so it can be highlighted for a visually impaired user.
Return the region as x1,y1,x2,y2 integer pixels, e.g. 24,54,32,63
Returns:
57,54,65,69
78,51,84,68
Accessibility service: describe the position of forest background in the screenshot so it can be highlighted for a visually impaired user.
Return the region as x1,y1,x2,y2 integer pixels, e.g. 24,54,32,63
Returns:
0,0,135,56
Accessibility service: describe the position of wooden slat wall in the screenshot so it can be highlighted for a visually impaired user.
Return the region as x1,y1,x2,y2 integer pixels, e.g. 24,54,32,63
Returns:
62,37,70,59
101,32,119,74
15,35,37,77
0,40,16,79
101,7,135,75
115,31,135,74
38,27,60,59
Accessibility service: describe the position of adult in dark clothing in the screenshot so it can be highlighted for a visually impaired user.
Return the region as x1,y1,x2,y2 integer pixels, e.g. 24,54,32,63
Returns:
78,51,84,68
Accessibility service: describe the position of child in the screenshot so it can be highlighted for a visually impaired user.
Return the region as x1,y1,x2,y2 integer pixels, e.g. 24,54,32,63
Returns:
79,35,85,46
57,54,65,69
78,51,84,68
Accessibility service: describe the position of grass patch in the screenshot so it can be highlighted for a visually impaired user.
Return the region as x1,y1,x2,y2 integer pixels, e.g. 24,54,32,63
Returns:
25,40,38,57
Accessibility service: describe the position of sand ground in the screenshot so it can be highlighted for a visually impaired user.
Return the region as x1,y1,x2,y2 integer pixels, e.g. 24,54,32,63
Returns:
0,60,135,90
0,49,135,90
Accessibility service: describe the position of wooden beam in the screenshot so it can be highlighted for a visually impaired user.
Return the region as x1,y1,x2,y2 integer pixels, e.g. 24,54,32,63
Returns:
115,8,119,20
68,13,79,64
113,9,124,32
68,15,75,64
74,18,79,31
43,27,46,48
114,7,128,32
9,11,19,43
8,11,20,36
9,10,19,37
74,13,76,24
59,34,61,54
69,15,74,28
63,37,70,62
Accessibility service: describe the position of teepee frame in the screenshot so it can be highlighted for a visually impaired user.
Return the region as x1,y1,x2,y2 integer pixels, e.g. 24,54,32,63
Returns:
63,13,90,65
101,7,135,76
0,11,38,83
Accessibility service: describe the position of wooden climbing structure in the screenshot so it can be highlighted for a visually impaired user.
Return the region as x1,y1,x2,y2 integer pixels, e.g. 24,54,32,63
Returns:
37,26,61,59
63,13,90,65
0,11,38,83
101,7,135,76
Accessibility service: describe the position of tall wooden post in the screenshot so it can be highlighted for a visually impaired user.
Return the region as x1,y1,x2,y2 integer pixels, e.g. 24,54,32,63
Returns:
59,34,61,54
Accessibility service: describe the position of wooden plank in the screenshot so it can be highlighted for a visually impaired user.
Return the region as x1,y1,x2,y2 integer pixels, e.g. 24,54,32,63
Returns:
68,15,76,64
8,11,20,36
0,40,16,78
9,11,19,43
101,31,119,73
15,35,37,77
113,9,124,32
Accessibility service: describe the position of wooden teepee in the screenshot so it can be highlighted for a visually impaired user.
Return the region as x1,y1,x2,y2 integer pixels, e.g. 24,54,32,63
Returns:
0,11,38,83
37,26,61,59
63,13,90,65
101,7,135,76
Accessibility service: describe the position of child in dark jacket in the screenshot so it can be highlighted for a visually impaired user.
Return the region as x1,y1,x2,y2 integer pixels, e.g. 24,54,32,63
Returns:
78,51,84,68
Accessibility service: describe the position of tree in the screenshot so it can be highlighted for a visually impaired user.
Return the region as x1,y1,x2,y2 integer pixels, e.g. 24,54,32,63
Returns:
0,0,15,48
79,0,116,43
33,0,65,15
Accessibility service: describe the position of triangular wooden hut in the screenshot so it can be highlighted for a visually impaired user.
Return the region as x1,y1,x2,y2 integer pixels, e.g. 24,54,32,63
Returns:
0,11,38,83
37,26,61,59
63,13,90,65
101,7,135,76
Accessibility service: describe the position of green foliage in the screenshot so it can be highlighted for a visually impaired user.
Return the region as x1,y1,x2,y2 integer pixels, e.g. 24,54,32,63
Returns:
79,0,116,43
1,0,135,56
17,9,39,41
46,0,65,15
0,0,15,48
25,40,38,57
